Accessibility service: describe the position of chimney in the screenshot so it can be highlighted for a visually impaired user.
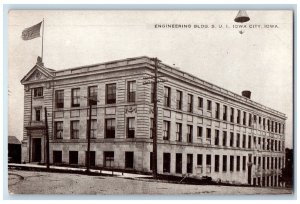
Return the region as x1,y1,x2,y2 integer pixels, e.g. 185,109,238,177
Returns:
242,90,251,99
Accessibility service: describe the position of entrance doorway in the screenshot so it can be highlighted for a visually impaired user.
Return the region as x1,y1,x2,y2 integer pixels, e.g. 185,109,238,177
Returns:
32,138,41,162
125,151,134,168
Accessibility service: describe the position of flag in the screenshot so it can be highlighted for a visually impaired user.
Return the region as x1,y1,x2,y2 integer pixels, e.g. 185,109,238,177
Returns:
21,21,42,41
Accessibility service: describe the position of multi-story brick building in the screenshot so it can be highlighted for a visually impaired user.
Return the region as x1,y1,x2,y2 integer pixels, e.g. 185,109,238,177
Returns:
21,56,286,187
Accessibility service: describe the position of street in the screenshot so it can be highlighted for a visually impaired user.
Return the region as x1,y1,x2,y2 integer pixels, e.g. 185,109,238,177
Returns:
8,169,293,195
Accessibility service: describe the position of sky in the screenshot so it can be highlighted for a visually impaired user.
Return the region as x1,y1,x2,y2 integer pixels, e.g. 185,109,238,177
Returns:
8,10,293,148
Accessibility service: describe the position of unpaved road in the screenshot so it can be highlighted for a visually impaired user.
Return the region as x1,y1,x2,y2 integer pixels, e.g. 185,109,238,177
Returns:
8,169,293,195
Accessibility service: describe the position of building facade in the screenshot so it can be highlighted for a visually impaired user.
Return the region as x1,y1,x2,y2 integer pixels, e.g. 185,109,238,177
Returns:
21,56,286,187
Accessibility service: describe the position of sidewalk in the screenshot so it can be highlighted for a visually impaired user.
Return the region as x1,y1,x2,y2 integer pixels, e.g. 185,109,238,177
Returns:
8,163,152,179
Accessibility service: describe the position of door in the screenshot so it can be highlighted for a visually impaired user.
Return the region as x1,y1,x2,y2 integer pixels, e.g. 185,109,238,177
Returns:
125,152,134,168
32,138,41,162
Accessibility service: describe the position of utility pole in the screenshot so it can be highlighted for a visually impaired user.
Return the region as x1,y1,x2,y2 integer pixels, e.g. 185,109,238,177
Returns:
44,107,50,169
143,57,167,179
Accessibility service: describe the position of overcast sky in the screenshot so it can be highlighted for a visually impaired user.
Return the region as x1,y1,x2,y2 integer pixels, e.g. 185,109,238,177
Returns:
8,10,293,148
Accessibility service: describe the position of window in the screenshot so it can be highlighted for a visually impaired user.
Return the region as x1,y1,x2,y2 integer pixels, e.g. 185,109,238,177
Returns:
104,151,114,167
223,155,227,172
263,118,266,130
55,90,64,108
176,90,182,110
215,155,219,172
106,83,116,104
263,157,265,170
259,116,261,124
197,154,203,166
206,128,211,144
242,134,246,148
163,153,171,173
125,152,134,169
248,113,252,127
187,154,193,173
267,157,270,169
215,103,220,119
71,88,80,107
187,125,193,143
243,156,246,171
230,156,234,171
33,87,43,97
230,132,234,147
127,118,135,138
176,153,182,174
248,135,252,148
54,121,63,139
163,121,170,140
207,100,212,111
88,86,97,106
127,81,136,102
222,131,227,146
258,137,261,149
87,119,97,139
263,138,266,150
223,105,227,121
206,155,211,173
176,123,182,142
69,151,78,165
71,121,79,139
243,111,246,125
197,126,203,142
198,97,203,109
230,107,234,123
53,151,62,164
253,136,257,148
187,94,193,112
236,133,240,148
150,118,154,139
150,152,153,170
151,84,155,103
237,156,240,171
35,108,41,121
164,87,171,107
215,130,219,145
105,119,115,138
237,109,241,124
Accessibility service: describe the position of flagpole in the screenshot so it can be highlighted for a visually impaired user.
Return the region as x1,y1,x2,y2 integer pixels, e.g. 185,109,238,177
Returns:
41,18,44,62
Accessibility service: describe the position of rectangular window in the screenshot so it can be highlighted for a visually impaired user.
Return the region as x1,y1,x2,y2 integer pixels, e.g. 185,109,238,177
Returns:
243,134,246,148
35,108,41,121
258,137,261,149
163,153,171,173
176,90,182,110
267,157,270,169
106,83,116,104
187,94,193,112
230,156,234,171
223,155,227,172
69,151,78,165
207,100,212,111
230,132,234,147
53,151,62,164
230,107,234,123
215,130,219,145
187,125,193,143
263,138,266,150
104,151,114,167
206,155,211,173
71,121,79,139
187,154,193,173
176,153,182,174
263,118,266,130
87,119,97,139
164,87,171,107
125,152,134,169
151,84,154,103
150,118,154,139
198,97,203,109
54,121,63,139
237,109,241,124
248,113,252,127
248,135,252,148
215,155,220,172
236,133,240,148
127,81,136,102
127,118,135,138
55,90,64,108
105,119,115,138
253,136,257,148
71,88,80,107
263,157,265,170
206,128,211,144
33,87,43,97
197,126,203,140
215,103,220,119
163,121,170,140
176,123,182,142
150,152,153,170
243,156,246,171
223,105,227,121
197,154,203,166
88,86,97,106
222,131,227,146
237,156,240,171
243,111,246,125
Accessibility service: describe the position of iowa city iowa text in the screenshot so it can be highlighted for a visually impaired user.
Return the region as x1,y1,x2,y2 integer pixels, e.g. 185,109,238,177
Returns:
154,24,279,29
